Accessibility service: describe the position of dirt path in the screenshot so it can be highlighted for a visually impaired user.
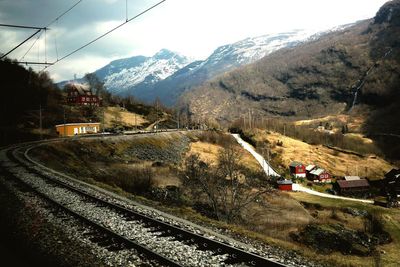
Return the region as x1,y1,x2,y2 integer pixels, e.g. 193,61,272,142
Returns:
232,133,374,204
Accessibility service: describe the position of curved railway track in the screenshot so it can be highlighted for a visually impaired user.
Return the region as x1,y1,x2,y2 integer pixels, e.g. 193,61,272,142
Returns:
0,137,287,267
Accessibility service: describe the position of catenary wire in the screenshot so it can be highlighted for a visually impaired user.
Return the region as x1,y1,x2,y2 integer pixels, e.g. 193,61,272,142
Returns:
17,0,84,63
43,0,166,71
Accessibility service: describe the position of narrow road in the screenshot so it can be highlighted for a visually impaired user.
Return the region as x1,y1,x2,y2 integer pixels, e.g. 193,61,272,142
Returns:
232,133,374,204
292,184,374,204
231,134,280,177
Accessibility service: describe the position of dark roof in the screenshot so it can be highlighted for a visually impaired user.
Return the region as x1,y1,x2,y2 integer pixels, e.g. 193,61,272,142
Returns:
277,179,293,185
65,82,92,95
385,169,400,179
289,161,303,167
337,179,369,189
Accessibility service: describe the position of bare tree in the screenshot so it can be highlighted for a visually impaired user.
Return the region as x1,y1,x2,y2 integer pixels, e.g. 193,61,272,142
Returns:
182,145,272,223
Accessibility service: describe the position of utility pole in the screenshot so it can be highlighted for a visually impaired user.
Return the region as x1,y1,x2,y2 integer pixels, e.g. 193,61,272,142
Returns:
102,108,105,133
63,107,66,137
177,110,180,129
39,104,42,140
135,113,137,131
248,109,251,129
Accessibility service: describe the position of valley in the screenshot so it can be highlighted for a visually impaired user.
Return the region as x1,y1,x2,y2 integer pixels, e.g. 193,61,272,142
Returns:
1,0,400,266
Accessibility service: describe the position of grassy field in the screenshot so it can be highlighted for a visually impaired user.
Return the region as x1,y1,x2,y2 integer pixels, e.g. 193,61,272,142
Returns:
289,192,400,267
249,129,393,178
102,106,148,129
294,112,367,133
188,140,262,171
30,130,400,266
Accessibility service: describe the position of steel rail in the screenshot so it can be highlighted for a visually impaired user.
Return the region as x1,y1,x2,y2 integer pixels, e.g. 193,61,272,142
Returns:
3,147,183,267
3,134,287,267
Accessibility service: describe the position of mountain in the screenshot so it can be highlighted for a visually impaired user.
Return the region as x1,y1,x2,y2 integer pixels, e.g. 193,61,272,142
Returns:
59,30,320,105
132,30,320,106
182,0,400,158
96,49,192,95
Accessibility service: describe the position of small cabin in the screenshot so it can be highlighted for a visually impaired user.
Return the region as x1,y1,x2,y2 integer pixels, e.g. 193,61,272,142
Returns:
65,82,100,106
309,168,331,183
277,179,293,191
289,161,306,178
56,122,101,137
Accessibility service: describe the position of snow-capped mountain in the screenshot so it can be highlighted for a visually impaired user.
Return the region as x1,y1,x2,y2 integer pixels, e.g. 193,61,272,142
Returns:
132,29,319,106
58,29,320,105
93,49,192,95
199,29,318,74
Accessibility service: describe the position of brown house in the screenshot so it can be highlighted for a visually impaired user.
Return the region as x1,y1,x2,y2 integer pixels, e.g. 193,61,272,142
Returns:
65,83,100,106
335,179,370,194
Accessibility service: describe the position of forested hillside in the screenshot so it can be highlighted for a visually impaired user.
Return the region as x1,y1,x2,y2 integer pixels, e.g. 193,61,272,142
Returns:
0,59,63,145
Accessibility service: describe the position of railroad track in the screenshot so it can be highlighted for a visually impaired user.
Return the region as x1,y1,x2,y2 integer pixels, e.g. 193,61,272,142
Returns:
0,139,287,267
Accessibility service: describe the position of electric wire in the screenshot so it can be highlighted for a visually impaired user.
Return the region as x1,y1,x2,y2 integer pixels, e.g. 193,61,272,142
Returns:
15,0,84,63
20,30,43,61
54,20,59,61
0,23,45,30
43,0,166,70
0,29,41,59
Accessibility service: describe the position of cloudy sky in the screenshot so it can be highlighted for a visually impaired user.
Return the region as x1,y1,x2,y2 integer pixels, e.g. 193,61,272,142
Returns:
0,0,389,81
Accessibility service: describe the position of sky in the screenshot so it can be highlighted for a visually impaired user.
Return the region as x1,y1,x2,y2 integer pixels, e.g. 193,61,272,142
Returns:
0,0,390,82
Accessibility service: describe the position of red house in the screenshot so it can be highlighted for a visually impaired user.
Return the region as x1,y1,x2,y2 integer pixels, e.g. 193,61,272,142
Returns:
277,179,293,191
309,168,331,183
65,82,100,106
289,161,306,178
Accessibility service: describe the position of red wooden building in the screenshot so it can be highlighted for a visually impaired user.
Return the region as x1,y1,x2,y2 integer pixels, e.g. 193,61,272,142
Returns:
277,179,293,191
289,161,306,178
65,82,100,106
309,168,331,183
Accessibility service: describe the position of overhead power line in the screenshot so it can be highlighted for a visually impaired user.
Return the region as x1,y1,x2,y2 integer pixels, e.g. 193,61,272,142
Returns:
0,29,41,59
15,61,54,65
1,0,84,63
44,0,167,70
45,0,83,28
0,23,46,30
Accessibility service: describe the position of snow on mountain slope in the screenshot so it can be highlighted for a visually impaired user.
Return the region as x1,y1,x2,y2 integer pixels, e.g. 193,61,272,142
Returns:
96,49,192,95
196,29,319,73
131,29,320,106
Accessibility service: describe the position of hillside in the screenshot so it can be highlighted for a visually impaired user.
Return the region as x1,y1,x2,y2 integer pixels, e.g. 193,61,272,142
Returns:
134,30,318,106
0,59,63,144
183,0,400,159
0,58,174,145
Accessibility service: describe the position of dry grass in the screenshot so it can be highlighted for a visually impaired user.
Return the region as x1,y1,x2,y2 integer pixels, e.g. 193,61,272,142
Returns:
103,106,148,128
187,141,262,171
241,192,312,240
289,192,400,267
188,141,221,165
294,112,367,133
253,130,393,178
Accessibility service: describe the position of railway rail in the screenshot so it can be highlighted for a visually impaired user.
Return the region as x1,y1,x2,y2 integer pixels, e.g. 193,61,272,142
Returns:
0,136,287,267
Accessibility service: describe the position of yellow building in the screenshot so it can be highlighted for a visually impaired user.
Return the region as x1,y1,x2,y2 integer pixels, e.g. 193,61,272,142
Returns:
55,122,101,137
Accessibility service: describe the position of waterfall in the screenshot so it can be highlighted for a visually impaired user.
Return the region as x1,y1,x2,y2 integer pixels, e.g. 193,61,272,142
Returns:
349,48,392,111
